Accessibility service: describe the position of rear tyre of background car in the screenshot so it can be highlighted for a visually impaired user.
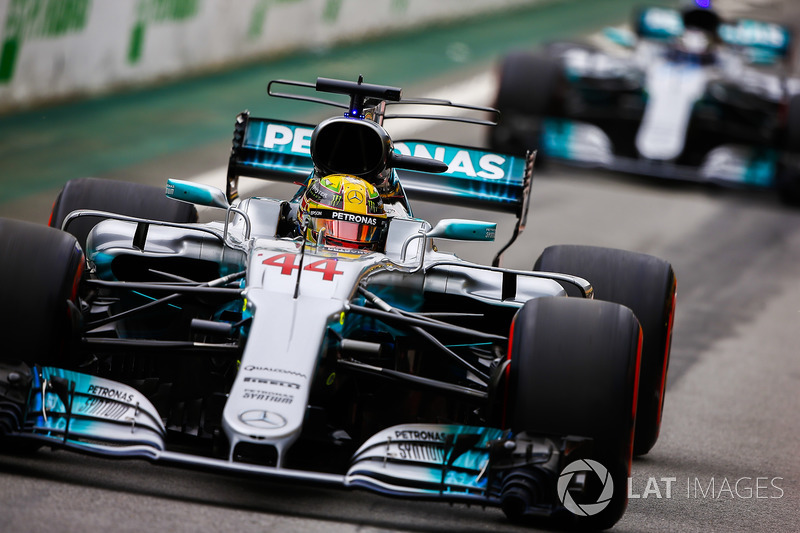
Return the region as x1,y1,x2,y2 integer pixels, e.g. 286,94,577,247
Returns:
777,94,800,205
489,52,564,160
49,177,198,250
0,219,84,366
498,297,641,530
534,245,676,456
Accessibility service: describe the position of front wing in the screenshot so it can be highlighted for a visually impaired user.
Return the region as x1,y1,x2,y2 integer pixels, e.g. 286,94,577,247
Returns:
0,363,579,516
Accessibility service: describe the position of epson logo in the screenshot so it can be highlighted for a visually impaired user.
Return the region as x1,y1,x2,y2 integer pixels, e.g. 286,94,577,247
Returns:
331,211,378,225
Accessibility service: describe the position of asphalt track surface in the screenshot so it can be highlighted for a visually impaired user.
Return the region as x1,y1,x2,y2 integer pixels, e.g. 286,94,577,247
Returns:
1,1,799,532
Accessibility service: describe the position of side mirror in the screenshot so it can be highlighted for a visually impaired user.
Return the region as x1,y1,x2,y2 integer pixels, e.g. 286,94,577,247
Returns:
428,219,496,241
389,152,449,174
604,27,637,48
166,179,229,209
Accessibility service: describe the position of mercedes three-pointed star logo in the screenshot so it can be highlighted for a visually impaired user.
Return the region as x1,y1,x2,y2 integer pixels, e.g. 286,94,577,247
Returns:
239,409,287,429
346,190,364,204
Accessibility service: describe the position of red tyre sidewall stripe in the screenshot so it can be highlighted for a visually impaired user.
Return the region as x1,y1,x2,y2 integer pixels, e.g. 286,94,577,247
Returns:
47,199,57,227
629,324,643,475
502,314,517,430
655,279,677,431
70,252,85,302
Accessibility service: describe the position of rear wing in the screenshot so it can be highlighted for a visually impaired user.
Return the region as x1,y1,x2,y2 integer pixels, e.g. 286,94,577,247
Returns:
226,113,534,218
226,112,534,266
394,140,535,267
392,140,533,220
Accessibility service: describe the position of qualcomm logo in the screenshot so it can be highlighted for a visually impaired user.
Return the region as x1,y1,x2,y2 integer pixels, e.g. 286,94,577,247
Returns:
557,459,614,516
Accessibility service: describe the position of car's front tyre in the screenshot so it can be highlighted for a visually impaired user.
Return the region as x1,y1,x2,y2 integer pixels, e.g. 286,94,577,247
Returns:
49,177,198,250
0,219,85,366
534,245,676,456
497,297,641,530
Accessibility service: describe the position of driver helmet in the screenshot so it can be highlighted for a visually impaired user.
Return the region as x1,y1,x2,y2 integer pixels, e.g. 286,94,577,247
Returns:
677,28,712,55
297,174,388,251
681,3,721,34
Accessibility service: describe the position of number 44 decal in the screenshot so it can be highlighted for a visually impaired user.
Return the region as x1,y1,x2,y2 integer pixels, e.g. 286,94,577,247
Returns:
262,253,344,281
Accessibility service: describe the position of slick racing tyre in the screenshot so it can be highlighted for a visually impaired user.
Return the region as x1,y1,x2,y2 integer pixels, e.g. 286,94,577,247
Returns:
534,245,676,456
49,177,198,250
777,94,800,205
0,219,84,365
498,297,641,530
489,51,564,159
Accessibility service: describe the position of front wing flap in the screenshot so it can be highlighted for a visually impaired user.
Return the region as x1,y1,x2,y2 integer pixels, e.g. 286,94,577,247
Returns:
345,423,575,515
1,364,165,456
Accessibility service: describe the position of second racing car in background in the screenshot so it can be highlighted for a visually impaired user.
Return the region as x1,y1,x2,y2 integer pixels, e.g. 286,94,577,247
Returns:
489,1,800,203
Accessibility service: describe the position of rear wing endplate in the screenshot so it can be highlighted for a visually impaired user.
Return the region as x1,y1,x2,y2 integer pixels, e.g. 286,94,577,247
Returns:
226,112,316,201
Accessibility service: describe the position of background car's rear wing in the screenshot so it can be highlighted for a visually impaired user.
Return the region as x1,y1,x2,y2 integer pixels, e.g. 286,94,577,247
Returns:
718,18,792,64
634,6,792,64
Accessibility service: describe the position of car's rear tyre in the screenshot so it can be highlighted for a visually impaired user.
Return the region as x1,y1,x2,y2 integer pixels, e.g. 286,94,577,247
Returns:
534,245,676,456
49,177,198,250
489,51,564,159
0,219,85,366
500,297,641,529
777,94,800,205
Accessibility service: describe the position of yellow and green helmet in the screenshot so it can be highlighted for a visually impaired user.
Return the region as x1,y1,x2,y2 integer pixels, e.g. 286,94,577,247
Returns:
298,174,388,250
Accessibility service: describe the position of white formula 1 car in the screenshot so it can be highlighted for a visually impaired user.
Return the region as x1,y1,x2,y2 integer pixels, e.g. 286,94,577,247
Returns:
490,3,800,203
0,76,676,529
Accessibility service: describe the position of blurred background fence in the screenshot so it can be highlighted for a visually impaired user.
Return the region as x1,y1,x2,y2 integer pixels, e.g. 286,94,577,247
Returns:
0,0,563,112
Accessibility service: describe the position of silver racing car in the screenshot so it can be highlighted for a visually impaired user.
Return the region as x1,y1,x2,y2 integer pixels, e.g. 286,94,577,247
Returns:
490,2,800,203
0,76,676,529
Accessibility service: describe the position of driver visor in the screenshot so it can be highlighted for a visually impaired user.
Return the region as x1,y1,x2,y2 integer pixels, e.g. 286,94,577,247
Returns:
307,208,386,249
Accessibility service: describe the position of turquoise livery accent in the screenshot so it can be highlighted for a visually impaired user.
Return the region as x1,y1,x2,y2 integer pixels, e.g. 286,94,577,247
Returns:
348,424,508,495
636,7,684,40
166,178,229,209
743,150,777,187
542,118,576,159
428,218,496,241
27,367,166,451
229,115,533,217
